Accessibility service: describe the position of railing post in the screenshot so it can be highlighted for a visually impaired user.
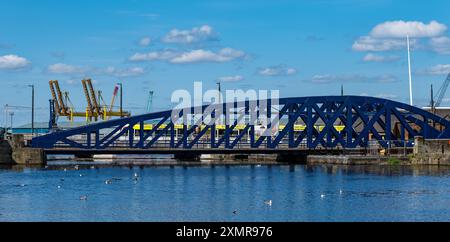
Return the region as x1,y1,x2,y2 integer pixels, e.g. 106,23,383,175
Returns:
307,104,313,149
170,123,175,149
95,130,99,149
86,131,91,149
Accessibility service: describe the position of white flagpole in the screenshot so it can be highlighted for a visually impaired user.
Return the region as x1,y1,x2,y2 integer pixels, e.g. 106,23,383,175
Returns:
407,35,413,106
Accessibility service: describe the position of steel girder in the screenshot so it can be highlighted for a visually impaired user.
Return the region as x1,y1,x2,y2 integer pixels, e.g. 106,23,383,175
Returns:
31,96,450,150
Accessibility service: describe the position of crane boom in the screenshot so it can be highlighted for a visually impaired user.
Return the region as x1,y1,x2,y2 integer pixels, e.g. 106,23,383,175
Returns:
86,79,101,116
109,85,119,112
435,73,450,107
53,80,68,115
49,80,61,114
81,79,94,118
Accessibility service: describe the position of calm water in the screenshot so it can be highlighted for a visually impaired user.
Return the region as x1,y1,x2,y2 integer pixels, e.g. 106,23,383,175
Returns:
0,163,449,221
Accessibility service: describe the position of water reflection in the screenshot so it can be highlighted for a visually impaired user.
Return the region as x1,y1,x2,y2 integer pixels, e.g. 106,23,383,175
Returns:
0,162,449,221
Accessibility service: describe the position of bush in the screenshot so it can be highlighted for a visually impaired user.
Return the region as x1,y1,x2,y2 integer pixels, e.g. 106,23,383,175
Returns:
387,157,401,165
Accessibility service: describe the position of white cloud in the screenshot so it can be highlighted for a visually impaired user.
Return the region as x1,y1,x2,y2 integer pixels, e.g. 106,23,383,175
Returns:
429,36,450,55
375,93,398,100
362,53,400,62
352,20,450,55
47,63,145,77
103,66,145,77
47,63,85,74
420,64,450,75
370,20,447,38
162,25,218,44
352,36,415,52
258,65,297,76
0,54,31,70
129,50,178,61
309,74,398,84
217,75,244,82
138,37,151,46
130,48,245,64
170,48,244,64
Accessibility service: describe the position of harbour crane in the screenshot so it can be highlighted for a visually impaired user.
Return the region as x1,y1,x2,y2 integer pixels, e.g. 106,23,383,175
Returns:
433,73,450,108
146,90,154,113
109,84,119,113
49,80,85,120
49,79,130,123
81,79,130,121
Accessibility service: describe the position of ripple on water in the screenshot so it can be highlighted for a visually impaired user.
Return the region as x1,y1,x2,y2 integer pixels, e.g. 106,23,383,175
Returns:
0,164,449,222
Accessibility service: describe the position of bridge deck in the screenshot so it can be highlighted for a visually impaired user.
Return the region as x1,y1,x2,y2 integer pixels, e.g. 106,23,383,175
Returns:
44,147,354,155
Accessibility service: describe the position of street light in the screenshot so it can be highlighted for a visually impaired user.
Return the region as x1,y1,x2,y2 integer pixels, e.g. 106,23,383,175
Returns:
28,84,35,136
216,81,221,125
9,112,14,133
117,82,123,118
216,81,221,104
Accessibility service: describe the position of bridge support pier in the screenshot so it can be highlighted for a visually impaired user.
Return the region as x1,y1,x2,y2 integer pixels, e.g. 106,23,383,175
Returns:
74,153,94,160
174,153,200,161
276,152,308,163
0,139,14,165
12,147,46,166
1,134,47,166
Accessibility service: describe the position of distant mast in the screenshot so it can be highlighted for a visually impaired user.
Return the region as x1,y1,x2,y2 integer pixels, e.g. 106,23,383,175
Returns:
407,35,413,106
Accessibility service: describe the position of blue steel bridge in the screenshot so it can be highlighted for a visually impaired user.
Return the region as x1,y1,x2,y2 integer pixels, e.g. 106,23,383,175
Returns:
31,96,450,155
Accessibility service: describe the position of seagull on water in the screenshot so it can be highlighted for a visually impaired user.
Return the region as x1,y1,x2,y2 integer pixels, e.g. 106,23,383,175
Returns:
79,195,88,200
264,200,272,206
105,179,112,184
320,194,325,199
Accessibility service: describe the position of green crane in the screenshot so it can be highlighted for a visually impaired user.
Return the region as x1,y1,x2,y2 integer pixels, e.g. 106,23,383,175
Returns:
146,90,154,113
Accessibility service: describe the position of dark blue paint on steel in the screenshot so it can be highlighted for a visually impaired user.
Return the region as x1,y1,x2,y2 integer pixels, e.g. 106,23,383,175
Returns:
31,96,450,150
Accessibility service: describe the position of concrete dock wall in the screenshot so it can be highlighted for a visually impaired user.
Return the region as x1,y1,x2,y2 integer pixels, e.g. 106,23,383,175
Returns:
411,137,450,165
307,155,409,165
0,140,14,164
0,134,46,165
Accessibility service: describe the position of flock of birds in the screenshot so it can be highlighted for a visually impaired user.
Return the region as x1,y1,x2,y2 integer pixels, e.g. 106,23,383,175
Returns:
16,165,346,214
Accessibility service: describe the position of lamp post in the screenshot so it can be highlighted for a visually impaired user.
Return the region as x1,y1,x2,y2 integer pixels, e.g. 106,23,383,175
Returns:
9,112,14,133
117,82,123,118
216,81,221,125
28,85,35,136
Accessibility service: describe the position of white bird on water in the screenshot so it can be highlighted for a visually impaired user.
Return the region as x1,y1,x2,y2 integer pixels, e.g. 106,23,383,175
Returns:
339,189,343,195
264,200,272,206
321,194,325,199
105,179,112,185
79,195,88,200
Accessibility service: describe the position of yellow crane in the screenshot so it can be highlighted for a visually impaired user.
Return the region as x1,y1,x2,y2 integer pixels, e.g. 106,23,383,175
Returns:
49,79,130,122
49,80,86,121
81,79,130,120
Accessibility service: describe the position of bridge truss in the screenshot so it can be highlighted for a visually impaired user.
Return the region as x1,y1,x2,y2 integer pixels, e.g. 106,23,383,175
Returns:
31,96,450,150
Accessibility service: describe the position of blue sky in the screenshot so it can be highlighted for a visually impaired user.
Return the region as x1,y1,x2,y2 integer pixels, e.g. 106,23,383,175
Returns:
1,0,450,126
